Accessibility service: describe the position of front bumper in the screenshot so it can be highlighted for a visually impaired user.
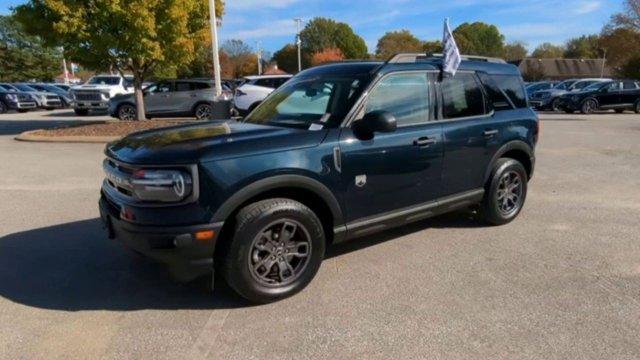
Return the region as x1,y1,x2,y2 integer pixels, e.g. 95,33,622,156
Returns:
99,195,223,280
75,101,109,110
529,98,552,110
7,101,37,110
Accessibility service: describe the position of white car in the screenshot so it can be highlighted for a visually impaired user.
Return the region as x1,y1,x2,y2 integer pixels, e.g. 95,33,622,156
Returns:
71,75,134,115
233,75,292,115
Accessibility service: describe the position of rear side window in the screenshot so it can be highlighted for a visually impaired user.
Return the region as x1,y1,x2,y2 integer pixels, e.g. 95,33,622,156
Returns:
478,73,528,110
623,81,638,90
441,73,485,119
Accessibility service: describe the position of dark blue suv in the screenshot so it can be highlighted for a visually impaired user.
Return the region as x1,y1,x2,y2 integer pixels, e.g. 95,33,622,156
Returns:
99,54,538,303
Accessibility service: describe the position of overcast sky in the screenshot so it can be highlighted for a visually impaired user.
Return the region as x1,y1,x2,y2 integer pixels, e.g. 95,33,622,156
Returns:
0,0,624,54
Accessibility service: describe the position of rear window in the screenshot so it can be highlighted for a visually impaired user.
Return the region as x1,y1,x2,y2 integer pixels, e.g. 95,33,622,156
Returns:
478,74,528,110
441,73,486,119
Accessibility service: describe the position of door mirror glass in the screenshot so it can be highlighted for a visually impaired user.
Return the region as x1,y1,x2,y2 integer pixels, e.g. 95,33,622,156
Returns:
352,110,397,140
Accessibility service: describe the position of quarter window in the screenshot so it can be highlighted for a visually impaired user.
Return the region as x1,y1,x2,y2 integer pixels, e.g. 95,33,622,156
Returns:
441,73,485,119
365,73,430,126
175,82,192,92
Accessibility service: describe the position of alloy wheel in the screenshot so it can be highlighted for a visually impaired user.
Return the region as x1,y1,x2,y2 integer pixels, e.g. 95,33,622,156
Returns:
195,104,212,120
496,171,523,216
248,219,312,287
582,100,596,114
119,105,137,121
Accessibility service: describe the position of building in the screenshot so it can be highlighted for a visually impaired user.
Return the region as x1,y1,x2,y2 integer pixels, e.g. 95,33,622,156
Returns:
511,58,612,81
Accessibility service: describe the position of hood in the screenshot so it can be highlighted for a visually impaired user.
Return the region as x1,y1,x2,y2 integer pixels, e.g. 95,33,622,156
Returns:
74,84,117,91
105,120,326,165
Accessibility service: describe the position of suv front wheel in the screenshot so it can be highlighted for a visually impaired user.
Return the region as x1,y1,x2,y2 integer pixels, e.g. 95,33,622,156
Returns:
118,104,137,121
480,158,528,225
220,198,326,303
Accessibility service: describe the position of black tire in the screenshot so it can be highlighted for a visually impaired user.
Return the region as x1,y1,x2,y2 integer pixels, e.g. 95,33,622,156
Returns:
194,103,213,120
615,109,625,114
74,108,89,116
117,104,137,121
580,99,597,114
635,101,640,114
480,158,528,226
0,101,7,114
17,109,29,113
220,198,325,303
551,98,562,112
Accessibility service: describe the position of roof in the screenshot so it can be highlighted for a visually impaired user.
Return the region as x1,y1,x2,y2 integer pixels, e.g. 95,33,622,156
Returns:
244,75,292,80
511,58,611,79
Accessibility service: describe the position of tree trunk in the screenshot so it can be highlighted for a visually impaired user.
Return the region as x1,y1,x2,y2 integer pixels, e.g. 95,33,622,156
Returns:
133,76,146,121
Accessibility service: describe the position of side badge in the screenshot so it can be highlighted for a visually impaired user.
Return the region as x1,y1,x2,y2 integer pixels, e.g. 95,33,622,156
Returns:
355,175,367,188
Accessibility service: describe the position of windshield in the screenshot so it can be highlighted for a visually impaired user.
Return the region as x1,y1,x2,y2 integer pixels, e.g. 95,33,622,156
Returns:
87,77,120,85
15,84,37,92
244,75,368,130
554,81,576,90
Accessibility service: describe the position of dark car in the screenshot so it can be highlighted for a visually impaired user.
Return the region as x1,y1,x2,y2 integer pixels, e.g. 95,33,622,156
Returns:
525,81,557,97
557,80,640,114
529,78,611,111
0,88,37,113
99,54,538,303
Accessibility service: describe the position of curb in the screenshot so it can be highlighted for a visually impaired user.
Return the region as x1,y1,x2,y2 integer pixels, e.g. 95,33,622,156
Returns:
15,130,120,143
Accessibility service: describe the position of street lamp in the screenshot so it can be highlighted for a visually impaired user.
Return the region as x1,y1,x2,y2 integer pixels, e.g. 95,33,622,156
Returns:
294,18,303,73
208,0,222,97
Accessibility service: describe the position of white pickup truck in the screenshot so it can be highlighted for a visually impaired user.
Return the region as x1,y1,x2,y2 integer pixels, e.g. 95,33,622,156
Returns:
71,75,134,115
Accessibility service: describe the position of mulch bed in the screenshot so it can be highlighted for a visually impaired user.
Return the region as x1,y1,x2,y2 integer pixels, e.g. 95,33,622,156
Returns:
28,120,196,137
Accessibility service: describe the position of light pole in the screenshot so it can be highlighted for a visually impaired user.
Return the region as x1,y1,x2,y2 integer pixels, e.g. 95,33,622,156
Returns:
294,18,303,73
256,41,262,75
600,48,607,78
208,0,222,97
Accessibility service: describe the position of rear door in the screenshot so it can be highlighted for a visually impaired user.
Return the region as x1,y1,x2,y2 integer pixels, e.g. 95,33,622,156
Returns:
144,81,173,113
438,72,503,196
597,81,622,108
172,81,196,113
340,71,443,223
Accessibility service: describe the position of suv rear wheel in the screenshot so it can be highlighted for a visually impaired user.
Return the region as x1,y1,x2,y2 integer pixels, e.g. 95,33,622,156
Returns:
220,198,325,303
480,158,528,225
551,98,562,112
118,104,137,121
194,103,213,120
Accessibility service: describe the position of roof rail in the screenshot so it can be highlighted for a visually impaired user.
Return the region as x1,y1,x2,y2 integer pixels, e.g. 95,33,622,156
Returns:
387,53,507,64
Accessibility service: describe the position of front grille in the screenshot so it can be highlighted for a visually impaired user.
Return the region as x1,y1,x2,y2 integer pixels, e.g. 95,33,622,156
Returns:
46,95,59,100
76,92,103,101
17,94,31,101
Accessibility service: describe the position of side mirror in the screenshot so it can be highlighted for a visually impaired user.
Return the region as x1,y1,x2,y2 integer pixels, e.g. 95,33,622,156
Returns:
352,110,397,140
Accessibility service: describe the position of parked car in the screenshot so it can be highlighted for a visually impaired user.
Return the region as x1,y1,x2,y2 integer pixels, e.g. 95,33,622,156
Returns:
525,81,557,97
53,84,72,92
529,78,611,111
233,75,292,115
99,54,538,303
71,75,134,115
556,80,640,114
0,88,38,113
26,83,73,107
108,79,232,120
0,83,63,110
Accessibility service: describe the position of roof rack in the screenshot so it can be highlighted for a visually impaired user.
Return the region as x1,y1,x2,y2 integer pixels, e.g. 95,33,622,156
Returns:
387,53,507,64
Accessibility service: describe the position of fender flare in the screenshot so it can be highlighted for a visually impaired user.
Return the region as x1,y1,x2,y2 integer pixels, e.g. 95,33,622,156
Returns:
211,174,344,226
484,140,534,183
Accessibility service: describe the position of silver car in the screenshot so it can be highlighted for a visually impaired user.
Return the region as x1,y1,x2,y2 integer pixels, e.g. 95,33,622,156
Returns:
108,79,232,120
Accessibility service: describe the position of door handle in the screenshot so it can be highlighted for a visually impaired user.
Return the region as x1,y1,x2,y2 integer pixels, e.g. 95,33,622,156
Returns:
483,129,499,137
413,137,437,147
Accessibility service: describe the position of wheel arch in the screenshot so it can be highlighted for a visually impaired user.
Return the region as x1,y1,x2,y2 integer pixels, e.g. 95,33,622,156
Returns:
485,140,534,184
212,175,345,254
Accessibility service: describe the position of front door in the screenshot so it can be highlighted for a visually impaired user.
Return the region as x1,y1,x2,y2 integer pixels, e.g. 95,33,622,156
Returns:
340,71,443,224
597,81,622,108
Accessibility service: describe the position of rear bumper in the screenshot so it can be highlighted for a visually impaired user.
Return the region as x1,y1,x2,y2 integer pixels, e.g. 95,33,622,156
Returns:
99,196,223,280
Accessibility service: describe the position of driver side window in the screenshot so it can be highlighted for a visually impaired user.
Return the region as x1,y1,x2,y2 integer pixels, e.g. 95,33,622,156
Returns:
364,72,430,126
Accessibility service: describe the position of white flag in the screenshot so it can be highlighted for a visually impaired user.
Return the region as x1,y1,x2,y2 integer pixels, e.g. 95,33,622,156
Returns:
442,18,461,77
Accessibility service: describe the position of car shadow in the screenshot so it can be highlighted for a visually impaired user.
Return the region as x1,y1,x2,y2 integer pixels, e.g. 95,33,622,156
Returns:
0,212,481,311
0,120,90,135
44,110,109,117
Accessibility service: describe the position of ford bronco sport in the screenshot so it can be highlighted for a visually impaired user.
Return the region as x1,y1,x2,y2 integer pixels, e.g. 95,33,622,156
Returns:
100,54,538,303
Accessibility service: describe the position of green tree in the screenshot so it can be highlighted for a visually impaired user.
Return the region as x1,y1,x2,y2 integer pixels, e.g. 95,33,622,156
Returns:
600,27,640,74
531,43,565,58
422,40,443,54
503,41,528,61
14,0,224,120
300,18,367,61
564,35,601,58
0,15,61,81
273,44,303,74
453,22,505,57
375,30,423,60
620,55,640,79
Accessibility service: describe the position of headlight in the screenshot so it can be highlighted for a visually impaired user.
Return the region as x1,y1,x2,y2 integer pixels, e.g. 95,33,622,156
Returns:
130,169,193,202
6,94,18,102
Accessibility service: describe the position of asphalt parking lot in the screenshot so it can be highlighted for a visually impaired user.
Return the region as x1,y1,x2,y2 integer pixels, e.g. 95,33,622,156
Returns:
1,109,639,359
